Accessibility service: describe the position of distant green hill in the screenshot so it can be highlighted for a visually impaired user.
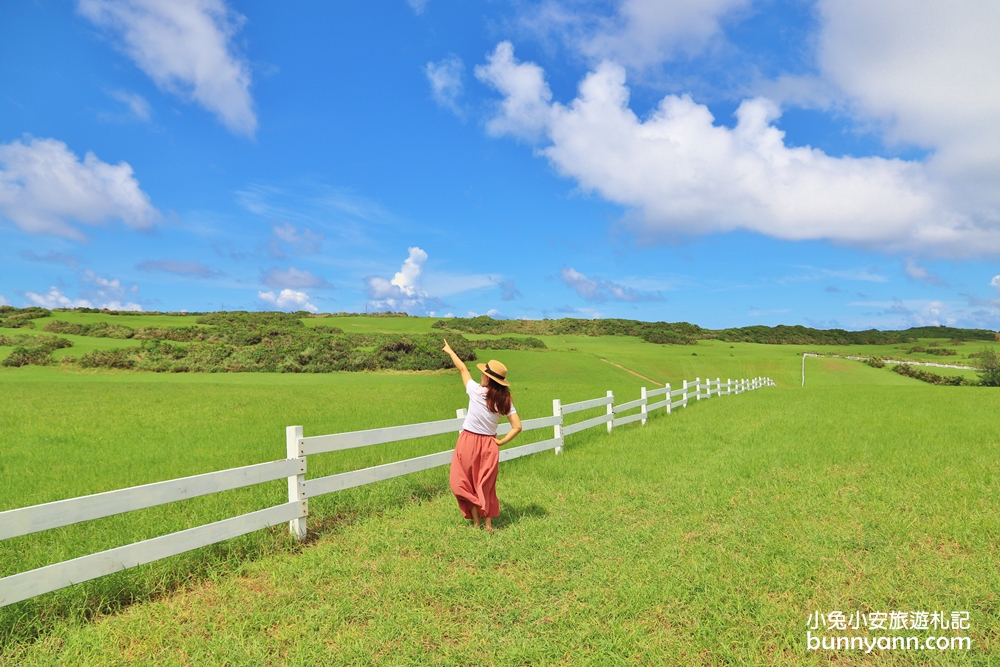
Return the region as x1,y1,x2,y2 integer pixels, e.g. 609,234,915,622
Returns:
2,308,996,371
433,315,997,346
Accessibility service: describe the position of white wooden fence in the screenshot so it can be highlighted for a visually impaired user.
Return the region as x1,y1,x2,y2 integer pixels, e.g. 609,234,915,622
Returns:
0,375,774,607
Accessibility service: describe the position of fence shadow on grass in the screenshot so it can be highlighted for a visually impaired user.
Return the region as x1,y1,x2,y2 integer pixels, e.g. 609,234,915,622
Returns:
303,478,451,543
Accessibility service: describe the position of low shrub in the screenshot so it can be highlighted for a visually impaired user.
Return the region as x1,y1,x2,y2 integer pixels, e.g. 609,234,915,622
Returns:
892,364,968,386
474,337,547,351
866,357,885,368
433,316,701,345
904,345,957,357
3,347,52,367
42,320,89,335
0,307,51,329
195,311,305,328
973,347,1000,387
132,327,209,342
74,333,477,374
44,320,134,338
78,349,137,370
0,335,72,367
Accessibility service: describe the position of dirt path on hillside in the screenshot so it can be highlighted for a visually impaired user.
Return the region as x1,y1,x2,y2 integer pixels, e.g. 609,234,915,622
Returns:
600,359,664,386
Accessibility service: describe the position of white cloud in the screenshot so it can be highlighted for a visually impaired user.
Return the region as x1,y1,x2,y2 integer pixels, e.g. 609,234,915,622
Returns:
814,2,1000,169
523,0,749,70
475,42,552,141
486,308,502,318
848,297,962,327
778,265,888,285
0,294,9,306
366,247,446,314
137,259,221,277
365,249,512,314
267,221,324,259
81,269,144,310
261,267,332,290
22,284,142,311
391,246,427,297
109,89,151,121
903,258,945,286
0,137,159,240
770,2,1000,253
477,42,1000,256
258,289,318,313
20,250,82,269
991,275,1000,289
25,287,94,309
560,266,662,303
407,0,428,15
78,0,257,136
495,278,521,301
426,55,465,115
366,248,424,300
421,272,496,297
83,269,122,291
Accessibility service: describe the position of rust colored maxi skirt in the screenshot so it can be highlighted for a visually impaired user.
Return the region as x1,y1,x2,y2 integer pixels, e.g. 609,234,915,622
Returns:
449,430,500,519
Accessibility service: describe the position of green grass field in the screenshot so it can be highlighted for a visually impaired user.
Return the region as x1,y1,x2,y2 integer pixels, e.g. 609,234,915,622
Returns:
1,316,998,665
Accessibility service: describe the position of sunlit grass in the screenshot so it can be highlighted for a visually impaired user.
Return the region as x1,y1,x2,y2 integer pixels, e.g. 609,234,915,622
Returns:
1,327,998,664
4,379,998,665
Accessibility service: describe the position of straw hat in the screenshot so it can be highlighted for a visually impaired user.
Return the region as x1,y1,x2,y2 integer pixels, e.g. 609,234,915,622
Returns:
477,359,510,387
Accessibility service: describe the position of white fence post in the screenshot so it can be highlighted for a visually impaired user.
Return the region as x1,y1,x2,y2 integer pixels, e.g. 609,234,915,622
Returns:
696,378,701,401
716,377,721,397
665,383,672,415
553,399,563,455
682,380,688,407
456,408,467,419
286,425,307,541
640,387,648,425
606,390,614,433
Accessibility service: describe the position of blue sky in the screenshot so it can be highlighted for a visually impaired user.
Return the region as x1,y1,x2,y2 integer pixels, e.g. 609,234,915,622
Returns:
2,0,999,330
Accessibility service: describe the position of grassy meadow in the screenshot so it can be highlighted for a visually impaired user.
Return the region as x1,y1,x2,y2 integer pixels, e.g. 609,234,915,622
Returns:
1,314,998,665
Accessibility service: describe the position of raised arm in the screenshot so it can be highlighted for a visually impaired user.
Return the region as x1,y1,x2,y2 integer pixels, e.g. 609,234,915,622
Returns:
495,412,522,447
442,339,473,387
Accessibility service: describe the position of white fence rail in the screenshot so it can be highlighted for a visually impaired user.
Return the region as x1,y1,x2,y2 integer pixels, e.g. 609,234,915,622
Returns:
0,375,775,607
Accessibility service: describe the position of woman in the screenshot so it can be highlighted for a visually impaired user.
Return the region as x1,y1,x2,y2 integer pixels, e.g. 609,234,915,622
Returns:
442,339,522,531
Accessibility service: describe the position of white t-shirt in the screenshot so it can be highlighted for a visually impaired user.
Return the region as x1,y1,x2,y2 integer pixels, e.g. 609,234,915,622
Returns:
462,379,516,436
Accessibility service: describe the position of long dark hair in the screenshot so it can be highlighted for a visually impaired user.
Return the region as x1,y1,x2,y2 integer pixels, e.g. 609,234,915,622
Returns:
485,378,512,415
